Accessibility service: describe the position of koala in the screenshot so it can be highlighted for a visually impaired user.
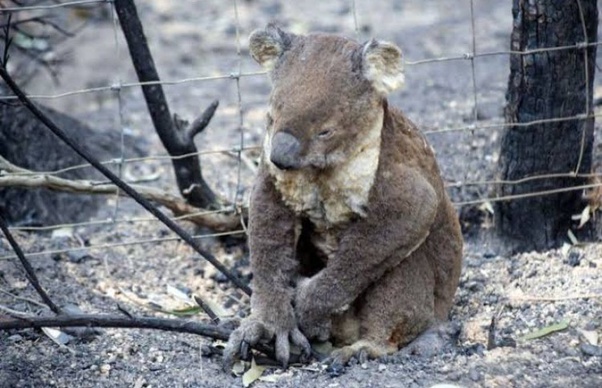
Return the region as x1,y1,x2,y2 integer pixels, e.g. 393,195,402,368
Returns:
224,25,463,367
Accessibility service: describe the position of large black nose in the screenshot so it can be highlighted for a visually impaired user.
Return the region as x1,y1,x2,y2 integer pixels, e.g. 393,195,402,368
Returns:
270,132,301,170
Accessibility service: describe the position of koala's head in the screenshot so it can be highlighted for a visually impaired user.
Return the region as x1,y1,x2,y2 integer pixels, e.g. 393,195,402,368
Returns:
249,24,405,171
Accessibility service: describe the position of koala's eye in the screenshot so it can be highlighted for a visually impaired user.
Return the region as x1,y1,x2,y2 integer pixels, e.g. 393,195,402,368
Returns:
317,128,334,139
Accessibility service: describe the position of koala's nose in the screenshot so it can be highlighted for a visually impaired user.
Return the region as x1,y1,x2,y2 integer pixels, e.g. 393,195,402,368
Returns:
270,131,301,170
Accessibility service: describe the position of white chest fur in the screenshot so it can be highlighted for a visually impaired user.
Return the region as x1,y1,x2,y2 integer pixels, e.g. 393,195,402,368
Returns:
264,116,383,230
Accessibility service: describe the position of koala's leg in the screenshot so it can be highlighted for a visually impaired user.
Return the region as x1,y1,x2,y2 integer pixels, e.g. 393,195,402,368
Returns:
329,248,436,364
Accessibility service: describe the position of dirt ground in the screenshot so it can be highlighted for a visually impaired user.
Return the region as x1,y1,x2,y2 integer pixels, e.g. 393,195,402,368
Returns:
1,0,602,387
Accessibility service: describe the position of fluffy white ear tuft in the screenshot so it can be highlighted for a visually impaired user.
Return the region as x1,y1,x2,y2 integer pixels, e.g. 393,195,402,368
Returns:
361,39,405,94
248,24,292,71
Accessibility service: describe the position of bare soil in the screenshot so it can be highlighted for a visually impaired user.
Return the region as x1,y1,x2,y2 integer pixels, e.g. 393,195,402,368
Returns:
1,1,602,387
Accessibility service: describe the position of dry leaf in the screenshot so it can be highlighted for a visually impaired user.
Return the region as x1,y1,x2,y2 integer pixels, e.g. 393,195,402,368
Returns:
567,229,578,245
166,285,193,304
479,201,495,215
51,227,74,239
42,327,73,346
259,371,293,383
571,205,591,229
242,358,266,387
560,243,572,257
578,329,599,346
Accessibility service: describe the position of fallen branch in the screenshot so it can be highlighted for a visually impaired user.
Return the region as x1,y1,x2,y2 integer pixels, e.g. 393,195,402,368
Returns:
0,313,231,340
0,313,311,364
0,156,245,232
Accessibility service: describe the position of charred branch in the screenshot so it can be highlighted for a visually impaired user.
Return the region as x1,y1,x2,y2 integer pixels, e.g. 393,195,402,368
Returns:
0,313,311,364
0,156,244,232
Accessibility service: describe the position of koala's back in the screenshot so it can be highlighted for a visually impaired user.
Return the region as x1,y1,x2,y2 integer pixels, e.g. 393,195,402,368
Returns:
377,105,463,317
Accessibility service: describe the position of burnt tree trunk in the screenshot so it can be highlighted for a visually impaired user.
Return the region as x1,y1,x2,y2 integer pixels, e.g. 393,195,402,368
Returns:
496,0,598,252
114,0,218,209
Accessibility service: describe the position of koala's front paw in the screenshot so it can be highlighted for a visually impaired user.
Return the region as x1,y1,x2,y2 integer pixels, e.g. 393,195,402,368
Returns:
223,314,310,369
295,277,332,342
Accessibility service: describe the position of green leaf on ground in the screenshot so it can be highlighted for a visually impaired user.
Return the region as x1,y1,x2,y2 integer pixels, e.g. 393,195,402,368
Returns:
160,306,202,316
519,321,569,341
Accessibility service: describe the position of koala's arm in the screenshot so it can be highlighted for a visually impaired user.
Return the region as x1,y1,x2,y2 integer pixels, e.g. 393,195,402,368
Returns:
247,169,299,312
224,167,309,367
296,166,439,336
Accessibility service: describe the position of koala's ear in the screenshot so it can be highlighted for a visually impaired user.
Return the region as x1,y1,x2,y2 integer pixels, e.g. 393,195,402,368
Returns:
249,24,294,70
361,39,405,94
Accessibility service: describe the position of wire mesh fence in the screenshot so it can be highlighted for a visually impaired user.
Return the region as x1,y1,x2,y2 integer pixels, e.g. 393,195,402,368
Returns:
0,0,600,260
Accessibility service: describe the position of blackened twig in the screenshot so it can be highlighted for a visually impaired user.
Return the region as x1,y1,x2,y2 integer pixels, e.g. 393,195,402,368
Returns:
0,62,251,296
0,313,231,340
185,100,219,140
0,312,304,364
487,316,496,350
113,0,218,209
0,212,62,314
194,295,220,323
1,13,13,66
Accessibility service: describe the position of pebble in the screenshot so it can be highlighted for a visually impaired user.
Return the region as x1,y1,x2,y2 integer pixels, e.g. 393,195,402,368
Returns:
378,364,387,372
66,250,91,264
580,344,602,357
565,251,581,267
361,363,368,369
100,364,111,374
8,334,23,342
469,367,481,381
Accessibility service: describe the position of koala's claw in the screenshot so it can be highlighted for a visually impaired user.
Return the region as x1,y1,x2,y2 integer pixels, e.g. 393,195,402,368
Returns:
223,318,312,370
240,341,250,361
275,327,312,367
223,319,271,371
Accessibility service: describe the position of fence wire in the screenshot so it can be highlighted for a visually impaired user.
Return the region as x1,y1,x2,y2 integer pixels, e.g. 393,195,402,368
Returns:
0,0,600,259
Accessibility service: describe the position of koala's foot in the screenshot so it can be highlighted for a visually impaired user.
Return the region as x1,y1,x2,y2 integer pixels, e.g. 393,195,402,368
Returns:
326,339,396,366
223,316,311,369
399,322,460,358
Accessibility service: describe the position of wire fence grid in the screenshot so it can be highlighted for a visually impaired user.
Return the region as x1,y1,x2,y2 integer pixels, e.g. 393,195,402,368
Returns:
0,0,600,260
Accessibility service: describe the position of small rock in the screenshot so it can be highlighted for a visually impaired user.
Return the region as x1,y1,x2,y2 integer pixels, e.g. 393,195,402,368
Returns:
565,251,581,267
361,363,368,369
483,251,496,259
325,362,345,378
100,364,111,374
378,363,387,372
66,250,91,264
8,334,23,342
497,337,517,348
463,343,485,357
469,367,481,381
153,354,164,363
447,371,462,381
580,344,602,357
